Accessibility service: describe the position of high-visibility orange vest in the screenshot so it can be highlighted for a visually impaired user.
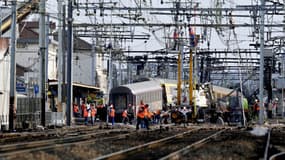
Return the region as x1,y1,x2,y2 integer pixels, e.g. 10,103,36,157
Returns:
137,106,145,119
73,105,79,113
147,111,153,119
91,108,96,117
254,103,260,111
83,108,88,118
144,107,151,118
122,110,127,118
110,108,115,117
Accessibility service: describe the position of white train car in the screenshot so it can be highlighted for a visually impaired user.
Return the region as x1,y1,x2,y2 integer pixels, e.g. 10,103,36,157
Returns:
109,80,163,120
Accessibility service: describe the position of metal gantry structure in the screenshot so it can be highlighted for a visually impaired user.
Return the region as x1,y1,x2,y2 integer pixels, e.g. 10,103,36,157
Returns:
71,0,285,71
71,0,285,123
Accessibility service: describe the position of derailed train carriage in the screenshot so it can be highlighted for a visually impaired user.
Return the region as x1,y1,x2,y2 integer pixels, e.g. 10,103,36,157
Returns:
109,80,165,122
193,83,244,125
170,83,244,125
109,79,244,125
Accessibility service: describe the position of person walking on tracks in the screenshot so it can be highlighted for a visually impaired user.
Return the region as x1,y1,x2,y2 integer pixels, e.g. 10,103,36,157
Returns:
136,104,150,130
122,109,129,124
109,104,115,126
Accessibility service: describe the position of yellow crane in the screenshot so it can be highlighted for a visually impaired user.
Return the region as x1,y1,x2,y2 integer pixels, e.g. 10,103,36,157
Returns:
0,0,38,35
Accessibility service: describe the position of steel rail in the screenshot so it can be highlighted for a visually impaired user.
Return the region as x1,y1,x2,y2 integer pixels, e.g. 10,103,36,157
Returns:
0,125,174,158
94,128,199,160
0,129,130,155
95,128,228,160
0,131,132,158
264,128,272,160
159,128,228,160
269,152,285,160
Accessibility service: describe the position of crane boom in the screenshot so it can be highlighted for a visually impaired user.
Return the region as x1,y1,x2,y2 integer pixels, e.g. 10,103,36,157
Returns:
0,0,38,35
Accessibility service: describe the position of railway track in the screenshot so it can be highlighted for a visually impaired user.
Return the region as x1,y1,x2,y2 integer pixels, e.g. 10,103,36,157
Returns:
0,129,131,158
264,128,272,160
1,125,271,160
268,127,285,160
0,126,102,144
95,127,228,160
166,127,270,160
0,124,182,160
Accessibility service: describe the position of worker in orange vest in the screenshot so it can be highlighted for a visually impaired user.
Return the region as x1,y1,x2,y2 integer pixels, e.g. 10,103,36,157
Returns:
83,106,90,125
81,101,87,118
253,99,260,120
73,104,80,117
136,104,145,130
91,104,97,125
122,109,128,124
144,104,151,128
109,104,115,126
136,104,150,130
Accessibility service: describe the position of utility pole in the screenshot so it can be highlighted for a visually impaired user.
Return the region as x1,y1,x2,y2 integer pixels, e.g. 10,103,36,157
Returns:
62,2,66,105
66,0,73,126
108,8,113,97
175,0,182,106
9,0,16,131
39,0,46,127
45,15,49,111
259,0,265,125
189,49,193,105
57,0,63,113
177,52,182,105
91,38,96,86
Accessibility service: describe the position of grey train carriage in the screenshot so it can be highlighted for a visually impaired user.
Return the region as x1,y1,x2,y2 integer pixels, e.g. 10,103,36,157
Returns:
109,80,163,122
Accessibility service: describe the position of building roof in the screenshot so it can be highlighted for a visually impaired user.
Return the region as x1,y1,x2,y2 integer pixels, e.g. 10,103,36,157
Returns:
53,33,92,52
17,21,56,44
18,21,92,52
48,81,101,91
16,64,33,76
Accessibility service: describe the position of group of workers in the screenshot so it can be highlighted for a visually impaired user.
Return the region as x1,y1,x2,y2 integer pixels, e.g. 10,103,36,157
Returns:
252,98,279,120
73,100,164,130
73,102,98,125
73,101,116,126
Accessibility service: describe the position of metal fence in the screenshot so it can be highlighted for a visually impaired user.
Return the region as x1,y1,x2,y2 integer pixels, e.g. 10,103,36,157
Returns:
15,97,41,129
